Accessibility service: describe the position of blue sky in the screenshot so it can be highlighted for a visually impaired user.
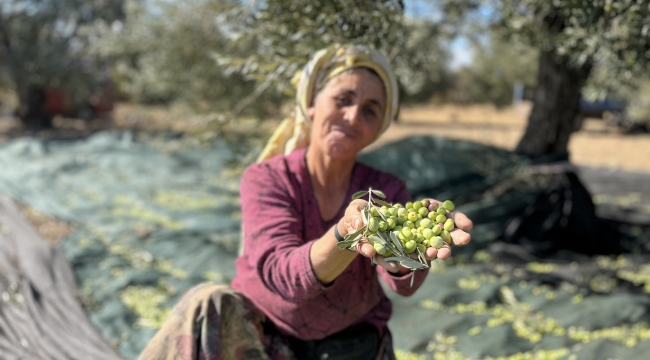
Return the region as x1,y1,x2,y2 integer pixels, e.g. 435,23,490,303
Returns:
404,0,494,69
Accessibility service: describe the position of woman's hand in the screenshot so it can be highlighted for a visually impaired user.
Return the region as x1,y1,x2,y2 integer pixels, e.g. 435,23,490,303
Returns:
337,198,473,274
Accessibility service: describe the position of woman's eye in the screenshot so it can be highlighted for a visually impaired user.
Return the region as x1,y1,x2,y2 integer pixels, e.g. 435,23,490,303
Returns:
364,107,377,118
335,96,347,105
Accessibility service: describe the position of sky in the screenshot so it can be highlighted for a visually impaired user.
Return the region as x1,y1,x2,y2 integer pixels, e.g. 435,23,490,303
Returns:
403,0,494,70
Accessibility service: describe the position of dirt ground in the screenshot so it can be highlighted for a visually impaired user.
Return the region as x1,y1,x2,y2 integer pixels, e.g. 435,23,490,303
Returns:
369,103,650,174
1,102,649,243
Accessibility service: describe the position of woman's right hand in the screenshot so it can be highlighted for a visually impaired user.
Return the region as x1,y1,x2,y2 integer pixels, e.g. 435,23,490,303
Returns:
337,199,404,273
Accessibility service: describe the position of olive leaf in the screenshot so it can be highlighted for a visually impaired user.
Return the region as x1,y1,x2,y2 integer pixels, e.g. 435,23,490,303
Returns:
371,190,386,198
416,247,427,264
361,208,369,226
369,235,385,245
377,232,399,255
389,232,406,255
399,259,427,269
373,198,391,207
352,190,369,200
375,207,388,222
344,227,365,241
336,240,357,249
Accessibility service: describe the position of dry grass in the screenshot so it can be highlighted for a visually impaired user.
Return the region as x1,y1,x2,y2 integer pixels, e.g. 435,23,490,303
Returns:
15,203,74,244
370,102,650,173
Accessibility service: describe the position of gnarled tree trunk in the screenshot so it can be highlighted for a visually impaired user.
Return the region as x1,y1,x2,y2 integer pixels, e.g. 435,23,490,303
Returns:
17,85,53,131
515,50,592,157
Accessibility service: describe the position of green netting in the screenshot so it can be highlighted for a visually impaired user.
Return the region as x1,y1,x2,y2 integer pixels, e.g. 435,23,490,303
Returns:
0,131,242,359
0,131,649,360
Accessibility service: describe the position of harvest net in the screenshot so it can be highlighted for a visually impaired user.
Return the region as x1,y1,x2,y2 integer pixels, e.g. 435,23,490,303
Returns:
0,131,649,359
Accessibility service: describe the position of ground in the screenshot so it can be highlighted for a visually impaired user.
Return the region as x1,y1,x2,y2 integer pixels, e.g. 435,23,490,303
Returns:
371,103,650,174
1,101,649,243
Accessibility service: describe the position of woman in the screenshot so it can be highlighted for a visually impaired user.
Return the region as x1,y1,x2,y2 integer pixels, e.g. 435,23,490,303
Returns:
139,44,472,360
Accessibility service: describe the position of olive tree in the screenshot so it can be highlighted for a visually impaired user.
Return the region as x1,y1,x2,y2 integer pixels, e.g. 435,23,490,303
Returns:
0,0,126,129
439,0,650,156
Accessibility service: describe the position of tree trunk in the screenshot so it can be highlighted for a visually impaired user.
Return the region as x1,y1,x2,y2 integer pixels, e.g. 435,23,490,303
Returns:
515,50,592,157
17,85,53,131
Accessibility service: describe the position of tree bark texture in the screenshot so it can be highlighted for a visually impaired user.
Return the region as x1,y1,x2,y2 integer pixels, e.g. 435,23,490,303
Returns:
17,85,53,131
515,50,592,157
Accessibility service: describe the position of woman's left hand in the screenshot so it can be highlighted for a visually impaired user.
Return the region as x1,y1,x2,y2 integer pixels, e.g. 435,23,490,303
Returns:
354,198,473,273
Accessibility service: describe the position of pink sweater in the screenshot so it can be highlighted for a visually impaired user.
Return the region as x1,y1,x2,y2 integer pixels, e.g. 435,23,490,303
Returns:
231,147,429,341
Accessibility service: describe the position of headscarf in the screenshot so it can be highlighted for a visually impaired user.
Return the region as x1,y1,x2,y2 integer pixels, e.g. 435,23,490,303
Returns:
256,44,399,163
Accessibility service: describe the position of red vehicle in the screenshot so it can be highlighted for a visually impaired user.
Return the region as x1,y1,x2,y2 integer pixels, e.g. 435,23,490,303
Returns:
43,78,115,120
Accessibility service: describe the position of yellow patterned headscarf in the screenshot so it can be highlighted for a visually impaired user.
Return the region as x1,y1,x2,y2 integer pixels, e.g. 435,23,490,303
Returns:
256,44,399,163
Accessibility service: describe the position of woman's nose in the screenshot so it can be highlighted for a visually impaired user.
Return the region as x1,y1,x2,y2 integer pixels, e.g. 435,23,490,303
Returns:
343,104,362,126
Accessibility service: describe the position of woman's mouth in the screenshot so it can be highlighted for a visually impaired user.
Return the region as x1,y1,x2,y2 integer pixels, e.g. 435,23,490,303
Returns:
331,128,356,140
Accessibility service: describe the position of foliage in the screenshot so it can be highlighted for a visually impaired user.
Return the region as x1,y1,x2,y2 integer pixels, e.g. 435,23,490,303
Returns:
0,0,126,105
396,18,452,104
438,0,650,99
215,0,405,100
89,0,280,117
490,0,650,75
90,0,450,118
449,36,538,106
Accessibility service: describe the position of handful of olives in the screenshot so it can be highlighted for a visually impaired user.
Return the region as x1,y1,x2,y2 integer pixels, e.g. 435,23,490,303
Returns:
337,188,458,272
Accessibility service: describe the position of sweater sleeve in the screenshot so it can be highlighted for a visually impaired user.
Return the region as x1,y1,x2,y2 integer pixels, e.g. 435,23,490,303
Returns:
376,180,431,296
239,163,326,303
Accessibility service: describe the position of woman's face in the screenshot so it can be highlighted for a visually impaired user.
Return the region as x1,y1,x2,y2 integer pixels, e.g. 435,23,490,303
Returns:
308,69,386,162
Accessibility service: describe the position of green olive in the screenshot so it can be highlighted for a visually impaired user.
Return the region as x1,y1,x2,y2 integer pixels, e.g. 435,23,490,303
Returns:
407,212,418,222
420,218,433,229
371,207,380,217
418,207,429,218
368,217,380,232
401,227,414,240
422,228,434,239
403,220,415,229
443,200,455,212
379,221,388,232
405,202,413,210
429,236,444,249
405,240,417,253
436,207,447,216
428,211,437,221
386,218,397,230
435,214,447,223
388,207,398,217
432,224,442,236
397,207,408,217
421,199,430,209
443,219,455,232
413,201,423,210
373,242,387,255
397,216,406,225
440,230,452,244
380,206,390,217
